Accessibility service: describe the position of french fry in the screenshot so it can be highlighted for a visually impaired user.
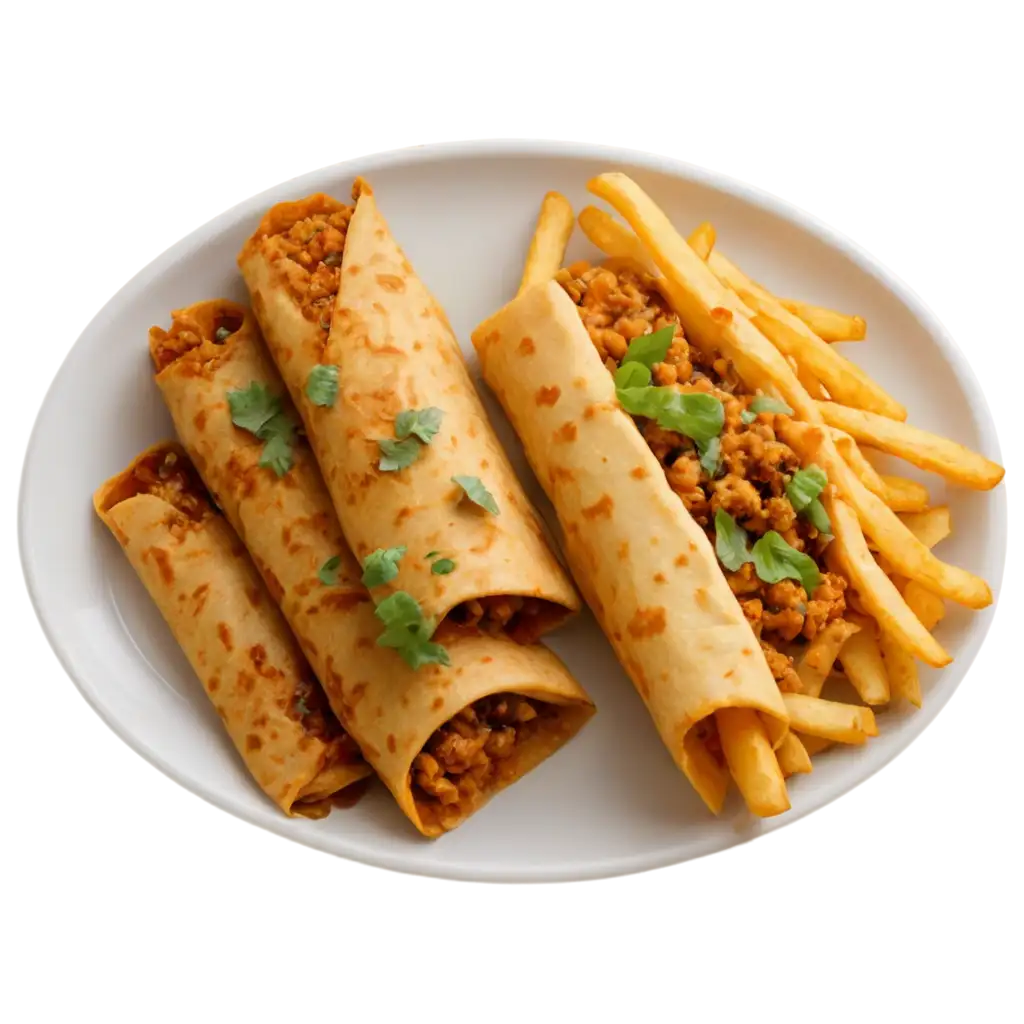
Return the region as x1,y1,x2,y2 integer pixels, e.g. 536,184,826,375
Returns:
838,613,890,705
817,401,1005,491
778,298,867,342
706,249,906,419
782,693,879,745
716,708,791,817
788,421,992,610
822,492,951,666
797,619,861,698
687,221,716,260
901,579,946,631
776,731,813,777
878,628,922,707
798,733,834,756
519,191,575,295
587,174,988,618
578,205,656,271
831,428,888,499
880,474,930,513
898,507,952,549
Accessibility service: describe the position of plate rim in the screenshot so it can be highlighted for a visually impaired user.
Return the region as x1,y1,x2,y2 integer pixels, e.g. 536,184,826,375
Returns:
19,139,1008,882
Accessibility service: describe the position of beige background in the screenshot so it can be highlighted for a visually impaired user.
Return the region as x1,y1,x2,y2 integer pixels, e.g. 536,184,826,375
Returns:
6,9,1024,1024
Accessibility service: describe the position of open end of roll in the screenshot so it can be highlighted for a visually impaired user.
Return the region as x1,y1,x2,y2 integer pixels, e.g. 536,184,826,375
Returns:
409,692,590,836
445,595,570,645
95,442,213,522
149,300,248,373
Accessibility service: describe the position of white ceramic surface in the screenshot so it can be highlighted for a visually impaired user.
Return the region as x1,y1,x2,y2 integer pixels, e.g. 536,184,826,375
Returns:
19,141,1006,882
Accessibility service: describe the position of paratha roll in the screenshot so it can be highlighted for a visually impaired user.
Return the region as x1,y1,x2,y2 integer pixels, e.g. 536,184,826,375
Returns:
472,283,789,813
93,441,368,818
237,181,579,642
150,302,594,836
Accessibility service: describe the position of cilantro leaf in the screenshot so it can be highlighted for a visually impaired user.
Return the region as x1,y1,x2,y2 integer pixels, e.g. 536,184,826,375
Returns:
621,325,675,369
751,531,822,596
228,382,280,436
656,392,725,445
452,475,500,515
214,326,233,343
431,558,456,575
786,464,828,515
395,407,443,444
740,409,757,425
615,385,673,420
228,383,295,477
378,437,423,472
698,436,721,477
425,550,440,559
748,395,794,417
804,497,832,534
375,591,451,669
259,427,294,477
318,555,343,586
362,546,407,588
614,362,652,389
305,364,339,407
714,509,752,571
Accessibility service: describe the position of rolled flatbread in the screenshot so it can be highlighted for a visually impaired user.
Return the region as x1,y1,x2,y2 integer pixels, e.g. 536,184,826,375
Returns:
237,181,579,642
472,281,790,812
150,302,595,835
93,441,369,817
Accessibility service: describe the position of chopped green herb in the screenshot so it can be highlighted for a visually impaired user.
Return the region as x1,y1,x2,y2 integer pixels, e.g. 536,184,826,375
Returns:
375,591,451,669
615,385,673,420
714,509,752,571
786,464,828,511
452,475,500,515
431,558,456,575
748,395,794,417
395,407,443,444
621,325,675,369
323,251,343,267
614,361,652,389
804,498,832,534
361,546,407,588
318,555,343,586
616,386,725,450
740,409,757,425
228,383,295,477
425,550,440,560
305,364,339,407
294,695,311,717
698,436,721,477
214,326,233,343
378,437,423,472
751,531,822,596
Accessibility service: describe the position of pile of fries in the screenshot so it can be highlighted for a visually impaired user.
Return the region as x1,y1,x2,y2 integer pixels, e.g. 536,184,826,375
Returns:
517,177,1004,816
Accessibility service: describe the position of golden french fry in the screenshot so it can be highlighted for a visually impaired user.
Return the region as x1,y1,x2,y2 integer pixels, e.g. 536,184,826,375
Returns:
878,629,922,707
901,579,946,631
838,613,890,705
898,507,952,549
778,298,867,342
797,619,861,698
817,401,1005,491
782,693,879,744
798,733,834,756
787,422,991,611
880,474,931,513
716,708,791,817
577,205,656,271
588,173,992,616
706,249,906,419
687,221,716,260
831,428,888,498
519,191,575,295
822,492,950,666
776,731,813,777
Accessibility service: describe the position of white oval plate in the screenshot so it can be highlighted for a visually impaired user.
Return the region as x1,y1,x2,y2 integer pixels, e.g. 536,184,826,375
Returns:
20,141,1005,882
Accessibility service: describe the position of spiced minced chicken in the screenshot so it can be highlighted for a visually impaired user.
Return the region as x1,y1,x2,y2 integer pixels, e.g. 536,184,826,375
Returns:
556,260,850,695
